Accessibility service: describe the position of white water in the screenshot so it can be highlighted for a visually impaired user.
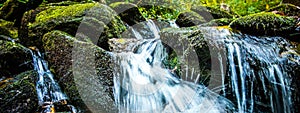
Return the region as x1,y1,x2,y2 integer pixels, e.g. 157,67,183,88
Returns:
221,34,295,113
112,21,234,113
31,50,68,106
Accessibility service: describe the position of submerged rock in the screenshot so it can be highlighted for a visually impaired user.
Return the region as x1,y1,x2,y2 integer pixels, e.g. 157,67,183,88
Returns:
109,2,146,26
0,40,32,78
175,11,207,27
42,30,116,112
229,12,297,37
0,70,38,113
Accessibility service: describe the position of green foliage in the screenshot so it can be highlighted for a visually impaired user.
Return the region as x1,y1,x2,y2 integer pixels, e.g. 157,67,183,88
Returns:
138,5,180,20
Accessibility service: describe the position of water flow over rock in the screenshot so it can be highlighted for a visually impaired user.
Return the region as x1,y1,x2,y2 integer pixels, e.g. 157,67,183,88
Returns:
30,48,76,113
111,20,234,113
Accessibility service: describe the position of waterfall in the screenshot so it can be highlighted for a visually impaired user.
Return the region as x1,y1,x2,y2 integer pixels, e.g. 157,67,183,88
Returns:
111,20,299,112
30,48,76,113
221,34,298,113
111,21,234,113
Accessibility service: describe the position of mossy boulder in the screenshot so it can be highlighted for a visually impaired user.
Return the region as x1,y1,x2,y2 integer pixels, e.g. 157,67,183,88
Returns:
19,2,126,51
229,12,297,37
42,30,116,112
109,2,146,26
268,3,300,17
175,11,207,27
0,19,17,39
0,40,32,78
192,6,234,21
0,70,38,113
138,5,179,20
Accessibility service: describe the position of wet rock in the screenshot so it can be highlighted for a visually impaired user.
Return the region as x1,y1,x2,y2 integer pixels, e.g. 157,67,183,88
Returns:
19,2,126,51
192,6,234,21
0,40,32,78
160,27,212,85
229,12,297,37
0,19,18,39
175,11,207,27
108,38,142,52
42,30,117,113
109,2,146,26
268,3,300,17
0,70,38,113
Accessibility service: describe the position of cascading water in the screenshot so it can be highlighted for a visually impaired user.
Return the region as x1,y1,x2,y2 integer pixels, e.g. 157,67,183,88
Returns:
30,48,76,113
111,19,300,113
111,20,235,113
220,33,299,113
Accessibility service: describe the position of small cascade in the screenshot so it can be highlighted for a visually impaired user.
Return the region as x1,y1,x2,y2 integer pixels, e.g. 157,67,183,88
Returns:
220,34,298,113
111,21,234,113
200,27,300,112
30,47,77,113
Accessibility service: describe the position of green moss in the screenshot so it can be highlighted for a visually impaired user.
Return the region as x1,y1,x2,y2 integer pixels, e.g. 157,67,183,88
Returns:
229,12,297,36
203,18,234,26
0,19,18,38
35,3,97,23
175,11,206,27
138,5,180,20
0,70,38,113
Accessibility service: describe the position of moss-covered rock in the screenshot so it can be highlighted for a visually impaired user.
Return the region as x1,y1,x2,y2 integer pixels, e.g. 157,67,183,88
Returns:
109,2,146,26
192,6,234,21
19,2,126,51
42,30,116,112
175,11,207,27
0,40,32,78
268,3,300,17
202,18,234,26
229,12,297,37
0,70,38,113
0,19,17,39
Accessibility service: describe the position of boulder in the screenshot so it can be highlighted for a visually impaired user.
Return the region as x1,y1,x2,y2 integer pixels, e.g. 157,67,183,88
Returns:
192,6,234,21
109,2,146,26
42,30,117,112
0,40,32,78
0,70,38,113
19,2,126,50
229,12,297,37
175,11,206,27
160,27,212,85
